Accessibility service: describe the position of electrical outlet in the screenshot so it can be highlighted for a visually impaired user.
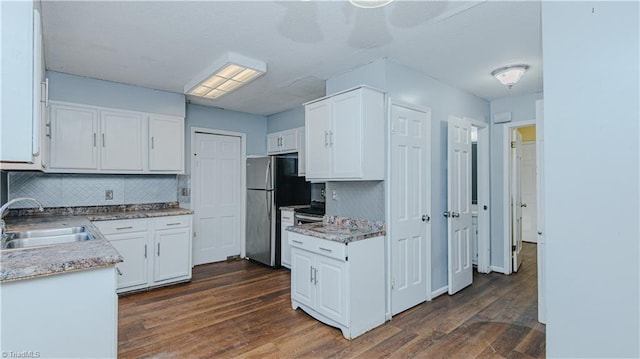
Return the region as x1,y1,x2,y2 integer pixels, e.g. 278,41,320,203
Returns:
331,190,337,200
105,190,113,200
181,188,190,196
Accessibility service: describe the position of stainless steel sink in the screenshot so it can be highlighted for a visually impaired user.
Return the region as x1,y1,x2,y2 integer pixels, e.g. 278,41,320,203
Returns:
2,226,93,250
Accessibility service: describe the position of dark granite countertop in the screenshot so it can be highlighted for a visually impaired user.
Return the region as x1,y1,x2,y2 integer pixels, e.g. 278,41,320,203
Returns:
287,216,385,244
1,216,123,283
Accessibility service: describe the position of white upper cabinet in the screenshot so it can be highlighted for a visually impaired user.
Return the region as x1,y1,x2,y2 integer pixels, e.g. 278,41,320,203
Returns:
267,128,298,154
47,101,185,174
149,115,184,172
49,104,99,170
304,87,385,181
1,3,47,166
100,111,144,171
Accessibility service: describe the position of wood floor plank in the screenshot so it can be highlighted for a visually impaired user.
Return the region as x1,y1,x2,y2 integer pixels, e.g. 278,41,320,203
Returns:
118,243,545,358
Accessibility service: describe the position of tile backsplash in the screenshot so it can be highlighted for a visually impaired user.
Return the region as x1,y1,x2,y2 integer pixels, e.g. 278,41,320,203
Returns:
7,172,177,208
325,181,384,221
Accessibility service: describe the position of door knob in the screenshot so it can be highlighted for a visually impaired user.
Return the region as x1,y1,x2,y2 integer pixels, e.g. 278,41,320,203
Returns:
521,203,527,208
422,214,430,222
443,211,451,218
452,212,460,218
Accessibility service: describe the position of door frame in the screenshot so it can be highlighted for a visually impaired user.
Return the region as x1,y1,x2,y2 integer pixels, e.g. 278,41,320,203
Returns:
190,127,247,261
502,120,535,274
464,118,491,274
385,99,432,320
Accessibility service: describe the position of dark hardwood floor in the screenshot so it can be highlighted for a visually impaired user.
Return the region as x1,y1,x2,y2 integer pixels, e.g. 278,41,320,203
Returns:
118,243,544,358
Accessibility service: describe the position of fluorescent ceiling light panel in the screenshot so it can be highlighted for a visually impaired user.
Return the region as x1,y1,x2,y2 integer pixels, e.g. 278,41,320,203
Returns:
349,0,394,9
185,52,266,100
491,65,529,89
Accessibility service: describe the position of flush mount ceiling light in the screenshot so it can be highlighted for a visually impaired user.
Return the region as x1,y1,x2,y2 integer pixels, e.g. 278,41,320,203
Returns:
491,65,529,89
349,0,394,9
184,52,266,100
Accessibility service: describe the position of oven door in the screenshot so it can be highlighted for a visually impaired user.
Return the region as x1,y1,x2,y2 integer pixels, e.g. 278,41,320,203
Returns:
294,213,323,225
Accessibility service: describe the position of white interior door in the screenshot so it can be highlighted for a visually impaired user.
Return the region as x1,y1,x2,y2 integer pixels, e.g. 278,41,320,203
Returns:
536,99,546,324
511,130,523,272
521,142,537,243
447,116,473,295
390,104,430,315
193,133,242,265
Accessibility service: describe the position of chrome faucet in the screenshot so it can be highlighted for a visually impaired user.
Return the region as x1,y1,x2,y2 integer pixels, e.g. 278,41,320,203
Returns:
0,197,44,241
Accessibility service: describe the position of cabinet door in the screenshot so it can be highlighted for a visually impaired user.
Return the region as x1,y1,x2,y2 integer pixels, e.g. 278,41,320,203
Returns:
149,115,184,172
297,128,305,176
0,1,34,162
100,111,143,171
291,247,315,308
330,91,363,178
279,129,298,153
305,100,331,179
49,104,99,170
107,231,149,291
153,227,191,283
315,254,348,326
267,133,281,154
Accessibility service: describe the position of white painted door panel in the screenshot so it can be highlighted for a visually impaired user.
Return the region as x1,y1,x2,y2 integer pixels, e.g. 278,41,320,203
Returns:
447,116,473,295
107,231,148,291
193,133,241,265
279,129,298,153
315,255,347,326
153,227,191,282
390,104,430,314
49,104,99,170
511,130,523,272
536,100,546,324
100,111,143,171
291,248,315,308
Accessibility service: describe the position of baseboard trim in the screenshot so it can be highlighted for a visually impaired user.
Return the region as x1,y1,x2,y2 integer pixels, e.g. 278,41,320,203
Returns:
490,265,508,274
431,285,448,298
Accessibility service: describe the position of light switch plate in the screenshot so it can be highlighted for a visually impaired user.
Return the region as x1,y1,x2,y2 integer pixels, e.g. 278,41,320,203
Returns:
105,190,113,200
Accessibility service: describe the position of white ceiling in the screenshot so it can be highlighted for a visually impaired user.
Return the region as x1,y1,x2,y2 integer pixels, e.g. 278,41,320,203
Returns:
41,0,542,116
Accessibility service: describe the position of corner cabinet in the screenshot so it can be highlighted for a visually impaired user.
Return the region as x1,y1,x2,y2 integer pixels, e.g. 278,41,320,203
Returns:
288,232,386,339
46,101,184,174
93,215,192,293
304,87,385,181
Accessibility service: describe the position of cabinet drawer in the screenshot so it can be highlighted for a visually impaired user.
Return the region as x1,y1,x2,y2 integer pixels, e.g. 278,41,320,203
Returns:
93,218,148,234
289,232,347,261
155,215,190,229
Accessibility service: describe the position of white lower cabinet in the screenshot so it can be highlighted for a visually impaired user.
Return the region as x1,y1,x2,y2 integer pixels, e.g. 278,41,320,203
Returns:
289,232,385,339
93,215,192,293
280,209,294,269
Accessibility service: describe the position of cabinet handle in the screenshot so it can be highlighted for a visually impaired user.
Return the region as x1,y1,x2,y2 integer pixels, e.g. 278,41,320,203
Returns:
324,131,328,147
165,222,181,226
292,240,303,245
157,243,161,256
310,266,314,283
93,133,96,147
329,131,334,146
151,136,155,149
116,267,123,276
144,244,147,258
319,247,332,253
116,226,133,230
313,267,318,285
102,133,105,147
45,122,51,138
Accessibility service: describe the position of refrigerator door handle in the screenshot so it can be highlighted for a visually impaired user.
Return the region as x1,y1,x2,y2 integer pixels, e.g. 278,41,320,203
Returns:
265,157,272,190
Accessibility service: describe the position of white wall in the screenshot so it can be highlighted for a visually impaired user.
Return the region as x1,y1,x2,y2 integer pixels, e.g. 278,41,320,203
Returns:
542,2,639,357
489,92,543,270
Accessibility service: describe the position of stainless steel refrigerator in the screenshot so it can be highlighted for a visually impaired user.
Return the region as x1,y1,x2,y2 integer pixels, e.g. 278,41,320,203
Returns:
246,156,310,267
